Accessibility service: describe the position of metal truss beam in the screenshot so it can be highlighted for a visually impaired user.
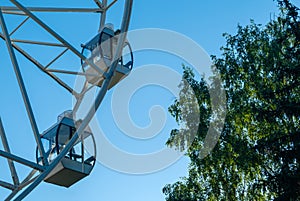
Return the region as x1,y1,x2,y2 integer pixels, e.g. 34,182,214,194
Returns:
0,150,45,171
0,8,48,166
1,6,103,13
11,39,66,47
0,118,19,185
0,180,15,191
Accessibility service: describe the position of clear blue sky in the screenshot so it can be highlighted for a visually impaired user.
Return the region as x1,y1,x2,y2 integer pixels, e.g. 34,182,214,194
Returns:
1,0,299,200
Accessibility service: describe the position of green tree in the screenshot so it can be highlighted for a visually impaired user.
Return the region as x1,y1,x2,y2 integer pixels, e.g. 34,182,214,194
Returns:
163,0,300,200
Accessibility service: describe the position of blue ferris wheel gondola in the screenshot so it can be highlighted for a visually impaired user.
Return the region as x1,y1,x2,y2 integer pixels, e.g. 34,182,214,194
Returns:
37,111,96,187
81,24,133,89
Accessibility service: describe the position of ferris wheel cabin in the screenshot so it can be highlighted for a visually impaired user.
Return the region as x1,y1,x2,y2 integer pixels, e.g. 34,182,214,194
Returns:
81,25,133,89
38,111,96,187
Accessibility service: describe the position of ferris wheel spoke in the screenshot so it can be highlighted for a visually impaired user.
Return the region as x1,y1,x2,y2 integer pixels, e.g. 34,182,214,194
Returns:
0,180,14,191
1,6,103,14
0,118,20,186
10,39,66,47
0,9,49,166
99,0,108,30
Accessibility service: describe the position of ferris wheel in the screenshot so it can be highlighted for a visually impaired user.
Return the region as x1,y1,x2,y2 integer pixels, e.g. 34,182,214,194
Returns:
0,0,133,200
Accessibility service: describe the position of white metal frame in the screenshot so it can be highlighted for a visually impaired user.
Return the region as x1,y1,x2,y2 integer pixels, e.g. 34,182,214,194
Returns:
0,0,133,200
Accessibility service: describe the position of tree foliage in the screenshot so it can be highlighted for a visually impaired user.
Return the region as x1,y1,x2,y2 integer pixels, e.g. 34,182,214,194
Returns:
163,1,300,200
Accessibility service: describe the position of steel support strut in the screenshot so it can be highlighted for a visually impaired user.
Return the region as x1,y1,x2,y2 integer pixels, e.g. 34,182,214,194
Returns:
99,0,108,31
0,150,45,171
1,6,103,13
0,118,20,185
0,8,48,166
0,180,14,190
